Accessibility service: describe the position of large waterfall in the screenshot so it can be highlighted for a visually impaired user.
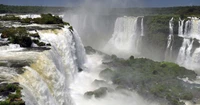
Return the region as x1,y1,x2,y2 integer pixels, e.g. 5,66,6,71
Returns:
165,18,174,61
0,26,87,105
104,16,143,58
177,17,200,70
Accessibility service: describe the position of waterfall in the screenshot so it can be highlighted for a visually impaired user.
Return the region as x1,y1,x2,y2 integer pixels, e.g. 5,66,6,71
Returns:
104,16,143,58
176,17,200,70
37,26,86,79
0,26,87,105
177,39,193,67
178,19,185,37
141,17,144,36
69,53,160,105
165,18,174,61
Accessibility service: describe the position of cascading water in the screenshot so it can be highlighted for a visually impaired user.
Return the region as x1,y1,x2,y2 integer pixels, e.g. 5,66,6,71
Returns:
165,17,174,61
104,16,143,58
141,17,144,36
69,53,160,105
178,18,185,37
0,26,87,105
177,17,200,70
177,39,194,67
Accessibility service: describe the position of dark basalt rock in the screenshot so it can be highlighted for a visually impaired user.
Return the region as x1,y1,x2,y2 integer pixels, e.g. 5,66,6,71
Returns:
78,68,83,72
0,60,30,74
20,36,32,47
99,68,114,81
22,47,51,52
85,46,97,54
92,79,110,87
84,46,113,62
0,60,30,68
84,87,108,99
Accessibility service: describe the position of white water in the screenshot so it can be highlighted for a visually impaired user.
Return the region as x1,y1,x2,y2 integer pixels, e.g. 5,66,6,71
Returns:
0,26,87,105
178,19,185,37
0,44,24,51
177,17,200,70
69,53,160,105
17,14,41,19
104,16,143,58
165,18,174,61
177,39,194,67
141,17,144,36
12,24,56,28
38,26,87,75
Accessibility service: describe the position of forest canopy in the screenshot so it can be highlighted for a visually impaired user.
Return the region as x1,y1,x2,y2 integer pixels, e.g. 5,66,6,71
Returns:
0,4,200,16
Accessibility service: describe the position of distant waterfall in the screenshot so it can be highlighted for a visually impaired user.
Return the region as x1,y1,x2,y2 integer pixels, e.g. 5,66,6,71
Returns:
177,39,194,66
141,17,144,36
178,19,185,37
176,17,200,70
104,16,144,58
0,26,88,105
165,18,174,61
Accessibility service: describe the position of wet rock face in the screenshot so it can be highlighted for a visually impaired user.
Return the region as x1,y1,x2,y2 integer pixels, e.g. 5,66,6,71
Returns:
0,60,30,67
85,46,97,54
84,87,108,99
99,68,114,81
92,79,113,88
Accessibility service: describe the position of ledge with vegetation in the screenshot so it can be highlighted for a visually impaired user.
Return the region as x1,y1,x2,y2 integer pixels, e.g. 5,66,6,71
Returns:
0,27,50,48
0,83,24,105
83,47,200,105
0,13,65,25
0,13,75,48
100,55,199,105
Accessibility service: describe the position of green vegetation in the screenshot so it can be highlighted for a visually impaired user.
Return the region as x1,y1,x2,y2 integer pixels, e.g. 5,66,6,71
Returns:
68,26,74,31
0,4,67,14
1,27,32,47
1,27,49,47
26,13,63,24
102,56,199,105
141,16,182,61
1,4,200,16
110,6,200,16
0,14,64,24
0,15,20,21
0,83,25,105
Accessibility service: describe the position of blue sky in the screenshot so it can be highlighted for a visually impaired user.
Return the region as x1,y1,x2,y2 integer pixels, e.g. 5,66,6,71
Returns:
0,0,200,7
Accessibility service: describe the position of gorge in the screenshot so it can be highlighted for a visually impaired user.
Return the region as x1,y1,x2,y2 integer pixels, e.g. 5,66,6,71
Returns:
0,5,200,105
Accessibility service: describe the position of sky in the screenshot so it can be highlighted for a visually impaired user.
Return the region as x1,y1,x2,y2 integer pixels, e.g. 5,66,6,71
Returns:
0,0,200,7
